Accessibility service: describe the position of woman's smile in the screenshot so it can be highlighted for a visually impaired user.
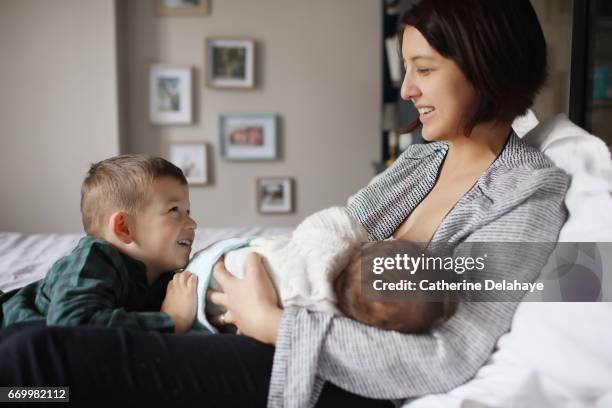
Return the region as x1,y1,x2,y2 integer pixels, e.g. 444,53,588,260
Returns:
417,106,436,122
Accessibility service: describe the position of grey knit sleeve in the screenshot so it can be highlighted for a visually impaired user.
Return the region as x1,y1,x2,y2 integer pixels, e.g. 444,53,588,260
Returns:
267,172,569,408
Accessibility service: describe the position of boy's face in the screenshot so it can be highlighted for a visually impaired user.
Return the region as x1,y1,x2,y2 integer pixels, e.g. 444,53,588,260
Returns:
131,176,197,277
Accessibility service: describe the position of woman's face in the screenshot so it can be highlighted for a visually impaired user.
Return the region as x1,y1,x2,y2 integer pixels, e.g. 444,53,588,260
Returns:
401,26,478,141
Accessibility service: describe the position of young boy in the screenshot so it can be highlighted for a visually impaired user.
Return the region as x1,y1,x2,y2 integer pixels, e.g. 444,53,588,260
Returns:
1,155,199,333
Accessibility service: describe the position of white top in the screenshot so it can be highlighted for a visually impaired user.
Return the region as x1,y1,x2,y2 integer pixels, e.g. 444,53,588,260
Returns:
216,207,367,314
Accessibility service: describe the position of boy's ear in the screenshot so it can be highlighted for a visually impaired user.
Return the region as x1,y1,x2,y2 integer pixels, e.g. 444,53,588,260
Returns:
109,211,133,244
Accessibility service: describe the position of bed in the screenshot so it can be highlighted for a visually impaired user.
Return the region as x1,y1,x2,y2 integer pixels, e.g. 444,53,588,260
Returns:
0,227,292,292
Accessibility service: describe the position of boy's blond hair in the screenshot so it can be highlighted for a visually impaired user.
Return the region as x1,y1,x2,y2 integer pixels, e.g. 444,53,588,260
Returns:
81,154,187,235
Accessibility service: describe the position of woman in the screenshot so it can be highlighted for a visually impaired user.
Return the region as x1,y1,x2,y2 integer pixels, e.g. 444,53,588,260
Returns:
0,0,569,406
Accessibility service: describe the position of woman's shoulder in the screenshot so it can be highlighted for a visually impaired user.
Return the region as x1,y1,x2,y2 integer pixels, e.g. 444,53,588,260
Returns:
479,133,570,202
497,132,558,170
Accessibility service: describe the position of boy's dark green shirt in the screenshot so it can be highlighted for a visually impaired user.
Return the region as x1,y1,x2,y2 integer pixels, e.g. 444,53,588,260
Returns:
1,235,175,332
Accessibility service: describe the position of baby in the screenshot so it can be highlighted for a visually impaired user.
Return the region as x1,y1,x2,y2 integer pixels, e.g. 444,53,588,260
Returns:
1,155,198,333
188,207,451,334
335,240,454,333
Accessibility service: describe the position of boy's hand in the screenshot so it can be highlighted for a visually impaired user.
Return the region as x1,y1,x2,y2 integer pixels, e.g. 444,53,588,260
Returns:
161,271,198,333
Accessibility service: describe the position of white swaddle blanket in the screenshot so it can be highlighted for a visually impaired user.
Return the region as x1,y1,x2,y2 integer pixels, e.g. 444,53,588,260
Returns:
186,207,367,332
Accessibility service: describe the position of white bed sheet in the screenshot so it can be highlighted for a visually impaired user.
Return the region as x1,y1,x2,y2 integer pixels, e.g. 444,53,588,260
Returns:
0,227,292,292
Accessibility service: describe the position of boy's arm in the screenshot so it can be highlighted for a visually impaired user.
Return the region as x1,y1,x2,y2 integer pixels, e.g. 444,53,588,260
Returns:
46,242,175,332
85,309,175,332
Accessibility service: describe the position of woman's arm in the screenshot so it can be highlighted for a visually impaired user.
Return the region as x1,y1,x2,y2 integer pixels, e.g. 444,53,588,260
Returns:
267,177,569,408
269,303,518,405
211,168,569,408
210,202,564,408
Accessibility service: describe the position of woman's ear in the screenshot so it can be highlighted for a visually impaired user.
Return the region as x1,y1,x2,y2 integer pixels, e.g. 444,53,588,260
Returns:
109,211,134,244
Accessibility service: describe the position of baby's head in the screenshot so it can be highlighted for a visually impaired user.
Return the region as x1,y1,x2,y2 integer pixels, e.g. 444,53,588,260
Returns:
81,155,197,282
333,243,454,333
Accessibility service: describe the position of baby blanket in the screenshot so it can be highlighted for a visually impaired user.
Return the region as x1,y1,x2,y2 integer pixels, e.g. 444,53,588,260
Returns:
185,207,367,333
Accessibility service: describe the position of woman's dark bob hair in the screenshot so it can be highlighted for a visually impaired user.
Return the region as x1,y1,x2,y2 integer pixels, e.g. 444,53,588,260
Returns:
401,0,548,136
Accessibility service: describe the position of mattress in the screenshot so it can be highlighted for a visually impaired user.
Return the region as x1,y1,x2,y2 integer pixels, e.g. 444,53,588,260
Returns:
0,227,292,292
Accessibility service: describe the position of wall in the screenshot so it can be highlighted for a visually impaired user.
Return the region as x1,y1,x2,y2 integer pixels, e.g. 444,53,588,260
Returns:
0,0,581,233
119,0,381,227
0,0,120,233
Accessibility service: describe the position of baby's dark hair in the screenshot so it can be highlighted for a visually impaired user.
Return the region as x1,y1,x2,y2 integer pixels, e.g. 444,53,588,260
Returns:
334,242,455,333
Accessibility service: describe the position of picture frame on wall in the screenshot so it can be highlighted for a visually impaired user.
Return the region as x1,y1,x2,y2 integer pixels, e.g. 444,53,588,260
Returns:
206,38,255,88
219,113,277,160
149,66,192,125
256,177,293,214
155,0,209,17
165,141,208,185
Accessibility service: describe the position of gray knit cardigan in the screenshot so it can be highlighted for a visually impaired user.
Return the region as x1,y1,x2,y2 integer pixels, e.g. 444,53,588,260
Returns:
267,132,570,408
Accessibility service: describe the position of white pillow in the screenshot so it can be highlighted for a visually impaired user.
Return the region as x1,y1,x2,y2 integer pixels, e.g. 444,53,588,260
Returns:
407,113,612,408
409,304,612,408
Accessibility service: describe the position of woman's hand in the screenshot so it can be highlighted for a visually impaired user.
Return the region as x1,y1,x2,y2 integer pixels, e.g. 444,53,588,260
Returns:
207,253,283,345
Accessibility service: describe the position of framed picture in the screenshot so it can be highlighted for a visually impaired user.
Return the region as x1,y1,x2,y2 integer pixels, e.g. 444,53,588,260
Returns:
206,38,255,88
219,113,277,160
149,66,192,125
166,141,208,185
256,177,293,214
155,0,209,17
